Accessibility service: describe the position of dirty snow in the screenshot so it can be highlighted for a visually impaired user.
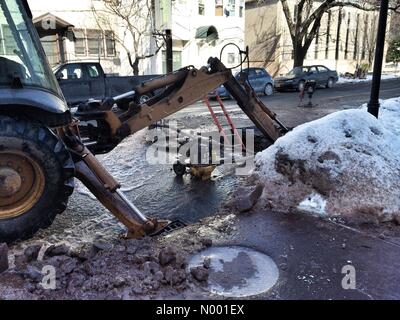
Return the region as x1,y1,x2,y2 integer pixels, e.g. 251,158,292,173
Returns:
298,193,327,216
337,73,400,84
254,97,400,225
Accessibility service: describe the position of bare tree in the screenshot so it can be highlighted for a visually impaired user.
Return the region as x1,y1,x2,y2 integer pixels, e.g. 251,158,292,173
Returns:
91,0,164,75
275,0,400,67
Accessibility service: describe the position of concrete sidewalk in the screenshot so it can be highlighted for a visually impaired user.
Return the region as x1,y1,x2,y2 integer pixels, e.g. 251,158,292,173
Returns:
202,210,400,300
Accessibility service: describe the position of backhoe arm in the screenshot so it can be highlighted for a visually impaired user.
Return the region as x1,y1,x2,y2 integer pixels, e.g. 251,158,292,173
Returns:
69,57,288,239
117,64,232,138
83,58,287,146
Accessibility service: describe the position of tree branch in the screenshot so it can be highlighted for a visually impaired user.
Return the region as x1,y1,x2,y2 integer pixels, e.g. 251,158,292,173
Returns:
280,0,296,39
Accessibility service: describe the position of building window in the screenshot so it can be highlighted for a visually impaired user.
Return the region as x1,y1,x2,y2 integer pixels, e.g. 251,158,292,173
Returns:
0,24,17,55
162,50,182,73
227,0,236,17
215,0,223,16
74,29,86,56
105,31,116,57
74,29,115,57
41,35,59,66
0,26,4,55
227,53,236,64
198,0,205,15
87,29,103,56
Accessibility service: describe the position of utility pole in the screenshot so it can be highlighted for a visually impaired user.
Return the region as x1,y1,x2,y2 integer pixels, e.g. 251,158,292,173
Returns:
367,0,390,118
165,29,173,73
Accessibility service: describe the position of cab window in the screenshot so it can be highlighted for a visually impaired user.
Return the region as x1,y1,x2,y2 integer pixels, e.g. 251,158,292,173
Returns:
87,64,100,78
57,65,83,80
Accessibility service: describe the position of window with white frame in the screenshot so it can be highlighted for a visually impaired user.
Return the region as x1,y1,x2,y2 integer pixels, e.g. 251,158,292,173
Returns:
199,0,205,15
0,24,17,55
239,0,244,17
105,31,116,57
227,52,236,64
227,0,236,16
74,29,86,56
74,29,116,57
162,50,182,73
215,0,223,16
87,29,103,56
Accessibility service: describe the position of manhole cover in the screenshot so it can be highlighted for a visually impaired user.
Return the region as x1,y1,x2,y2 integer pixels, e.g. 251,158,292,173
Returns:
188,246,279,297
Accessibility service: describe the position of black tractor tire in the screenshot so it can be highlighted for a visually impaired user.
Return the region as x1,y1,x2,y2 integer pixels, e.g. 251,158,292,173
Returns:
0,116,74,243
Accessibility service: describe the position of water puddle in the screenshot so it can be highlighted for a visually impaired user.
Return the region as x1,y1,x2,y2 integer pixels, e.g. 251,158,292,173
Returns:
188,246,279,297
28,122,243,247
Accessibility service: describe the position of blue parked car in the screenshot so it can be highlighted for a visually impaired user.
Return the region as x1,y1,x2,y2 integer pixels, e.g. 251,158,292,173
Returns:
209,67,274,99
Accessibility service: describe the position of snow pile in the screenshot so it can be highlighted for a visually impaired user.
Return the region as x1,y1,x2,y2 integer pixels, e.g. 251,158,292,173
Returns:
254,97,400,225
337,73,399,84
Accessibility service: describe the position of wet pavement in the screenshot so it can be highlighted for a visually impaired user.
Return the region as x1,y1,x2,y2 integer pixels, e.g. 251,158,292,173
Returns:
205,210,400,299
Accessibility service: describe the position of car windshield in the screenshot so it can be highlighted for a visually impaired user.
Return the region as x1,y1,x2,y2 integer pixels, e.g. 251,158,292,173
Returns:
287,67,309,76
0,0,62,96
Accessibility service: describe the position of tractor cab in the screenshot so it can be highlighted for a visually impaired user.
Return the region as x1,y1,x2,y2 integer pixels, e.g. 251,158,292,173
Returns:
0,0,70,126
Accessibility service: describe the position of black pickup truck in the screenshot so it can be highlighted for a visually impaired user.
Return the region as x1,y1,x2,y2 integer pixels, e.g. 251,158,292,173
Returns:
53,62,158,108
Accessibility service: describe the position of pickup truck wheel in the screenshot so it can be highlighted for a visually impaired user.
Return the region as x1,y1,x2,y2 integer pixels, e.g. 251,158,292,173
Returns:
0,116,74,243
139,94,151,104
326,78,335,89
264,83,274,96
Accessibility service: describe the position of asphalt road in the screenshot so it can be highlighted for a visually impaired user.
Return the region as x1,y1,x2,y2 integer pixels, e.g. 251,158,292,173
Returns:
177,78,400,128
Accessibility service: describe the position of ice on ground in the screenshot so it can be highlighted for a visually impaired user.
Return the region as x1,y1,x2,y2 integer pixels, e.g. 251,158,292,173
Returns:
298,193,327,216
337,73,400,84
254,97,400,225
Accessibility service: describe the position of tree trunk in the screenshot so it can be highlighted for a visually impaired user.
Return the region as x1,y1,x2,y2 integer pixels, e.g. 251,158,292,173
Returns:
132,58,140,76
127,52,140,76
293,42,307,67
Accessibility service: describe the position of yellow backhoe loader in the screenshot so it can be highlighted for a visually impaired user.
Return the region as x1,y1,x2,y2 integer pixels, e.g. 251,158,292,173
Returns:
0,0,287,243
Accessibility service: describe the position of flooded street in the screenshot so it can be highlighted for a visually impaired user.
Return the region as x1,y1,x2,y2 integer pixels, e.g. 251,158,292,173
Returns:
27,106,251,248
